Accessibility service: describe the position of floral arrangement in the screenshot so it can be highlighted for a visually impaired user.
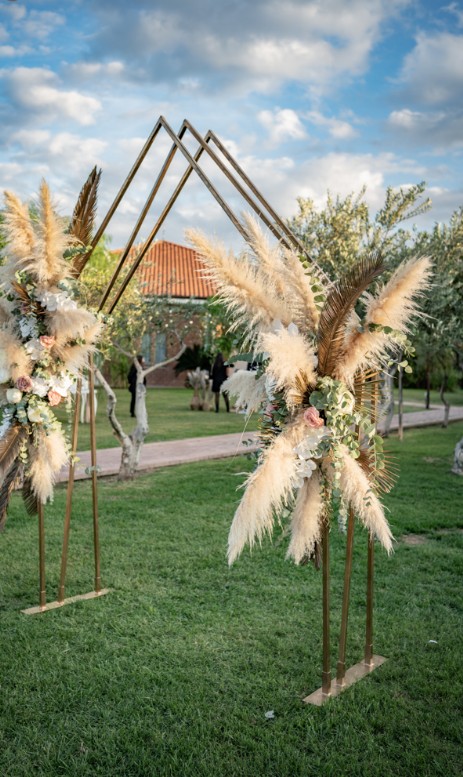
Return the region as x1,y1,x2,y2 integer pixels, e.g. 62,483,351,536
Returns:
0,180,102,527
187,215,431,565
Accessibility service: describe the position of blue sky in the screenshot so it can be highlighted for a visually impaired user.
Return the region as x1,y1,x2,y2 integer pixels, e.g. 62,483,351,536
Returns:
0,0,462,249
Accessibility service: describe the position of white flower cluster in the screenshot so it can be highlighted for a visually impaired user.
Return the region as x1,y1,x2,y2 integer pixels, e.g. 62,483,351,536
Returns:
293,427,329,488
37,290,78,313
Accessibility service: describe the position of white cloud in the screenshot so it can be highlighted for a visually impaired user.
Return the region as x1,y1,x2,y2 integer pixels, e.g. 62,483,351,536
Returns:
22,10,65,40
2,67,101,125
258,109,306,145
397,32,463,105
68,61,125,79
306,111,357,139
388,107,463,151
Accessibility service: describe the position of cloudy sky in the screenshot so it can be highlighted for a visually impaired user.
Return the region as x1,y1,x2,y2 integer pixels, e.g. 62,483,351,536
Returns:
1,0,462,249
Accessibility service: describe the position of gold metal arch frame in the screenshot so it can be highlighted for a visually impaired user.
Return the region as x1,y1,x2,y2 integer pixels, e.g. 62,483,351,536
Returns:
22,116,386,705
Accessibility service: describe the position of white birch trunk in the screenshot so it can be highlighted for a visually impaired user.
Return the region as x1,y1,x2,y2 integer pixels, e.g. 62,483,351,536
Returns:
95,343,186,480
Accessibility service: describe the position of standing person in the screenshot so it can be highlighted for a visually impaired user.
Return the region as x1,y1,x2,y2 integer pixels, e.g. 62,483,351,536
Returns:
211,352,230,413
128,355,146,417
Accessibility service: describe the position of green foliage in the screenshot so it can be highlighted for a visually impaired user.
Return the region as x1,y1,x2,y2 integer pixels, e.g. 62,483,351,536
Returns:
288,183,430,279
174,344,212,376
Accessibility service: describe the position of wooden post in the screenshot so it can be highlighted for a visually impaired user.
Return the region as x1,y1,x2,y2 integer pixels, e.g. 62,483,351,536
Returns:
58,380,82,603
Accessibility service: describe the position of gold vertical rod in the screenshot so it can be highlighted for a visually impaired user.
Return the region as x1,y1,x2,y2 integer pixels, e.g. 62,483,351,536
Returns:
365,533,374,665
38,500,46,609
88,354,101,593
336,506,355,684
57,379,82,603
365,377,379,664
321,517,331,696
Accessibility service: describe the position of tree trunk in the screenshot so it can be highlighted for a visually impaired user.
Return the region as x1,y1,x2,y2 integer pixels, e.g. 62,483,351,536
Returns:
425,369,431,409
96,344,187,480
380,368,396,438
452,437,463,476
94,368,135,479
398,366,404,441
439,374,450,428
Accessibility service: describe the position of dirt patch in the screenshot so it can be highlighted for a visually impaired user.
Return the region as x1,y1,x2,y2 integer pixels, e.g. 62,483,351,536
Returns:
402,533,428,546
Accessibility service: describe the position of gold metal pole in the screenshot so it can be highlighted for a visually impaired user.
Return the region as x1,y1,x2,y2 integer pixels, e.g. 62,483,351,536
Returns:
321,517,331,697
57,379,82,603
38,500,46,609
365,377,379,664
336,506,355,685
365,533,374,665
88,355,101,593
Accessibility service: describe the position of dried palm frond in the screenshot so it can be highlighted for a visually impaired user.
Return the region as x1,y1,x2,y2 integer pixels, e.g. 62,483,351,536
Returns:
0,424,27,484
222,370,267,415
358,447,398,495
0,458,23,531
70,167,101,277
317,253,384,377
286,470,324,564
228,418,307,564
22,476,39,516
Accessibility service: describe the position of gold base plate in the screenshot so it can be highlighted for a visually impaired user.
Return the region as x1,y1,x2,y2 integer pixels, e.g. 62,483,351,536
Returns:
21,588,111,615
303,655,387,706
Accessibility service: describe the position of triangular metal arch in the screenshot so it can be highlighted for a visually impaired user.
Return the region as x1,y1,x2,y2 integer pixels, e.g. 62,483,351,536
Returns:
78,116,324,314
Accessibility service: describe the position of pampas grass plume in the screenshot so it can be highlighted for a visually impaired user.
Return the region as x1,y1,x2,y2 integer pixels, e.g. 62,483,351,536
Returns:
286,470,324,564
259,328,317,400
221,370,266,415
336,445,394,553
228,418,306,564
28,428,69,503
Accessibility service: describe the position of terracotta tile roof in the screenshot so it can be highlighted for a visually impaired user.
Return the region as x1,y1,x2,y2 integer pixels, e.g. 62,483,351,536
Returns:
125,240,216,299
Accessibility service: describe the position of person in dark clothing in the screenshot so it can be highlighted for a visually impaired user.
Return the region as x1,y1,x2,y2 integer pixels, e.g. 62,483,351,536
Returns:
128,355,147,417
211,352,230,413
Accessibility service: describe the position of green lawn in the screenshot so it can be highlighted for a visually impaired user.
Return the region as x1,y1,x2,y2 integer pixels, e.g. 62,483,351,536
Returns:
58,387,259,451
0,423,462,776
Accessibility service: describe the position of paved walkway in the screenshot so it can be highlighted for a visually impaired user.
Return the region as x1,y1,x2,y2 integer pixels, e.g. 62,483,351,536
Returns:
58,405,463,483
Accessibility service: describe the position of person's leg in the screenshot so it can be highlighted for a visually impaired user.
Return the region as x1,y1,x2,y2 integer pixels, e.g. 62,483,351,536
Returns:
214,392,219,412
130,389,136,417
223,390,230,412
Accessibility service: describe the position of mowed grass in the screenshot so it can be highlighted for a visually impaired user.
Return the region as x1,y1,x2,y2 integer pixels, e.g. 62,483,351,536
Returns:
59,387,258,451
0,423,462,776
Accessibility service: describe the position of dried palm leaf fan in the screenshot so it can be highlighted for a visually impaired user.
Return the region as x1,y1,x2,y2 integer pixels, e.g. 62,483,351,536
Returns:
187,216,432,565
0,171,102,529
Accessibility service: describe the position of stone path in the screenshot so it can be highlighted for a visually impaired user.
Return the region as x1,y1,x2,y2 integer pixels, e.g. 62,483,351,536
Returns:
58,404,463,483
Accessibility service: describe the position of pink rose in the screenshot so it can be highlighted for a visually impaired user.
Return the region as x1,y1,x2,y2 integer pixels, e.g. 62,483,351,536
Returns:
40,335,55,348
303,406,324,428
47,390,62,407
16,375,33,392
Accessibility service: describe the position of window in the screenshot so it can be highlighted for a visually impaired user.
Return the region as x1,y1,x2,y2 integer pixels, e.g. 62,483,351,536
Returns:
155,332,167,363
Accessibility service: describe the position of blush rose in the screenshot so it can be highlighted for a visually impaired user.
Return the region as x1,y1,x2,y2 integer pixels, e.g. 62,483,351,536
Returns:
303,406,324,428
16,375,33,392
47,390,62,406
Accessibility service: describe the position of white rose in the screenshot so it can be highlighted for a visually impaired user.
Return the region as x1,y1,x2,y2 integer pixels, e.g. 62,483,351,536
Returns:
50,373,74,397
6,388,23,403
31,376,49,397
25,339,44,361
27,405,45,423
